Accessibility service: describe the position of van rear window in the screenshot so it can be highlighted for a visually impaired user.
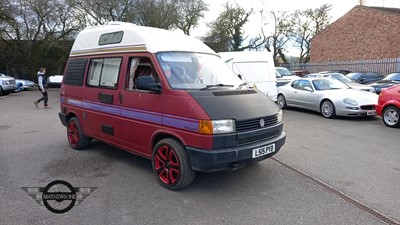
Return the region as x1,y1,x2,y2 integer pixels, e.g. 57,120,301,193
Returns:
64,58,88,86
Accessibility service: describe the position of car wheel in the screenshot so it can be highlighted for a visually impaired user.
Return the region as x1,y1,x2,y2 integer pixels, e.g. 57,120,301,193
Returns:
320,100,336,119
382,106,400,128
152,138,195,190
277,94,287,109
0,87,3,96
67,117,91,149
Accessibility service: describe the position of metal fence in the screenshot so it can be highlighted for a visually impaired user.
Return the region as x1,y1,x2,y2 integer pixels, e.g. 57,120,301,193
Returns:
281,58,400,75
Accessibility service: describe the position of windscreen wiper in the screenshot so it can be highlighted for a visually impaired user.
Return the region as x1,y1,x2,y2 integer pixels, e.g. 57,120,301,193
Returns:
237,82,248,90
200,83,234,90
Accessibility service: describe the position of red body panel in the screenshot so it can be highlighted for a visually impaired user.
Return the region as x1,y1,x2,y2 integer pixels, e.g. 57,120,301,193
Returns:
376,84,400,116
61,53,213,159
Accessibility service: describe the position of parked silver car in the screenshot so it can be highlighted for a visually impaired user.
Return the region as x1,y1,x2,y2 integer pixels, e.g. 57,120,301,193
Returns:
0,73,17,95
305,72,376,93
277,78,378,118
15,78,37,91
275,67,299,87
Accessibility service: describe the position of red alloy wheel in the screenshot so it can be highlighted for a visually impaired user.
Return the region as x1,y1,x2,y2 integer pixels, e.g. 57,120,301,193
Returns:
154,145,180,185
67,121,79,148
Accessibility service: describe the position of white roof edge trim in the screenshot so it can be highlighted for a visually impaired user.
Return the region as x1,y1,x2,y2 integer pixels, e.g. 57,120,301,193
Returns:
70,22,215,55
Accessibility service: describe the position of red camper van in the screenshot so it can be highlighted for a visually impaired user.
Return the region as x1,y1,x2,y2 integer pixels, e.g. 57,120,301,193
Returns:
59,22,286,189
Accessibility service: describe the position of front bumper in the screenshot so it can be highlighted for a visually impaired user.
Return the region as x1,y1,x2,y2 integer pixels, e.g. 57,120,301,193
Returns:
336,108,377,117
375,104,383,116
1,84,16,93
187,132,286,172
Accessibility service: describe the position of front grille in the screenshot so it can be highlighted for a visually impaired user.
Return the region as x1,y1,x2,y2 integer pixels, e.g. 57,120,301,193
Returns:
360,105,375,110
236,115,278,132
237,129,281,145
10,80,16,84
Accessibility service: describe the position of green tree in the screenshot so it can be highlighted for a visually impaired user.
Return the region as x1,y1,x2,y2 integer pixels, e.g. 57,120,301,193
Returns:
0,0,78,79
204,2,252,52
176,0,208,35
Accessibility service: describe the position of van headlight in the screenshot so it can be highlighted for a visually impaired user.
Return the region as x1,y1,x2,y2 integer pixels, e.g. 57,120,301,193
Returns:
199,119,235,134
277,110,283,123
343,98,358,106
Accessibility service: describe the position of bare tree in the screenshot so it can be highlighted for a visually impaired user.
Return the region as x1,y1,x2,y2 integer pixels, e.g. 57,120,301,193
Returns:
71,0,207,33
260,10,296,64
70,0,138,25
133,0,179,29
293,4,332,63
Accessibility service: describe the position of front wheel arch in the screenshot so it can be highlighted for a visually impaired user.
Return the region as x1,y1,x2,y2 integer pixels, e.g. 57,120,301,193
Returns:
382,106,400,128
67,117,91,150
152,138,195,190
277,94,287,109
320,99,336,119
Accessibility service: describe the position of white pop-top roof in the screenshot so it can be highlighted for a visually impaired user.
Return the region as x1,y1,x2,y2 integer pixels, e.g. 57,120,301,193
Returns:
218,51,274,63
70,22,215,56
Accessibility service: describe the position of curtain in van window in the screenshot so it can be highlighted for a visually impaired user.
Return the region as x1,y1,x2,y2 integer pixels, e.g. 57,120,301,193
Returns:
87,58,122,88
127,58,139,90
88,59,102,86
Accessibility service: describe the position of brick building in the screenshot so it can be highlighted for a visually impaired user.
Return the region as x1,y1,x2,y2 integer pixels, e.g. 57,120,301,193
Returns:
310,6,400,62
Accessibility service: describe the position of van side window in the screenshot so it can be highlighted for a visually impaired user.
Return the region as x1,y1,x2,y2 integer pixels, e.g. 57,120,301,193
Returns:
126,57,158,91
64,58,87,86
87,57,122,89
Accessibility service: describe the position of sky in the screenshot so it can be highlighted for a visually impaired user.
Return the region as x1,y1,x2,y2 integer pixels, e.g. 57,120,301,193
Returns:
190,0,400,38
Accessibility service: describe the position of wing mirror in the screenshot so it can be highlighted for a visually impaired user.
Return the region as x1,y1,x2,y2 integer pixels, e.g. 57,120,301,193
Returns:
304,86,313,92
136,76,161,93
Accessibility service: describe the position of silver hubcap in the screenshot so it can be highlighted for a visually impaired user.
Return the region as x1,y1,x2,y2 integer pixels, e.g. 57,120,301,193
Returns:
321,101,333,117
278,96,285,108
384,109,399,126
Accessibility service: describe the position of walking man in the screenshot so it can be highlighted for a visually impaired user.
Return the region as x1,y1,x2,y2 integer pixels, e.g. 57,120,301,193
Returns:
33,68,52,109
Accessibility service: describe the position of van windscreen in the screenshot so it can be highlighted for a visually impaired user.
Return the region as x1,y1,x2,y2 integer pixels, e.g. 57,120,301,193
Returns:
157,52,243,90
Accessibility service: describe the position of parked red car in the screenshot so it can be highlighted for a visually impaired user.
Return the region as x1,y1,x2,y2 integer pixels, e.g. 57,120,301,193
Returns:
375,84,400,128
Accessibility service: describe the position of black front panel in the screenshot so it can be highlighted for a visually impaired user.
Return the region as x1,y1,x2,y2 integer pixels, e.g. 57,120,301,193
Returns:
188,89,282,149
188,89,279,120
64,58,88,86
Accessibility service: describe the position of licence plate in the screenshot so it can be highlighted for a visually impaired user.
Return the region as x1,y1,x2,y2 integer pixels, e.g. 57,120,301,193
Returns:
367,110,376,116
252,144,275,158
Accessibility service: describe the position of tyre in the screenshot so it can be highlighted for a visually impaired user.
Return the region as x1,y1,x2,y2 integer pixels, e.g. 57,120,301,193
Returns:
382,106,400,128
152,138,195,190
277,94,287,109
67,117,91,149
320,100,336,118
0,87,3,96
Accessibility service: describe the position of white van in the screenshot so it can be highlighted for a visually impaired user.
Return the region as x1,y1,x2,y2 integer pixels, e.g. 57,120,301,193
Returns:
219,51,277,101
